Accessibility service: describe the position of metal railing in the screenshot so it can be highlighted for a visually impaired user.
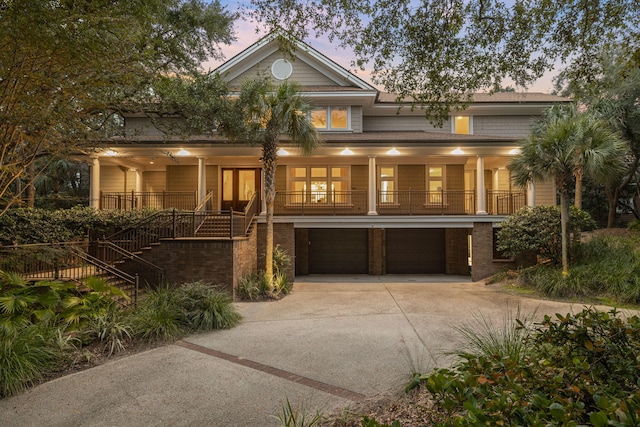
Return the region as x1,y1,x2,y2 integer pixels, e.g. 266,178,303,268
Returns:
97,241,165,287
486,190,526,215
377,190,475,215
273,191,368,215
100,191,197,210
0,242,139,306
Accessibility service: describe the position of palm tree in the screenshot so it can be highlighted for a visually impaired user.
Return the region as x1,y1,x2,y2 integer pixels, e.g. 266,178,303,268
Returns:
509,111,625,275
532,105,626,210
226,79,320,280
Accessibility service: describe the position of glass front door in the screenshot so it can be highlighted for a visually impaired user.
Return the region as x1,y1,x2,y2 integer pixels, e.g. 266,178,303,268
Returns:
221,168,260,211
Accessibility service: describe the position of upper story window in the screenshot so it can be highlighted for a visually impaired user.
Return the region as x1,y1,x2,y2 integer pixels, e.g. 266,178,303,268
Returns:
311,106,350,130
452,116,472,135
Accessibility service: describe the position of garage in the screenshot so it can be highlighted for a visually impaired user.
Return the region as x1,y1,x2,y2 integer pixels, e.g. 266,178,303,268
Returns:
386,229,445,274
308,228,368,274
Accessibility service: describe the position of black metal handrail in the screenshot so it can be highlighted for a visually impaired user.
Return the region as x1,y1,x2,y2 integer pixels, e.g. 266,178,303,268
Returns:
97,241,165,285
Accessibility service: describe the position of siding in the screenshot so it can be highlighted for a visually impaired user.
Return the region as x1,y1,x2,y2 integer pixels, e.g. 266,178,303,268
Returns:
446,165,465,191
350,105,363,133
101,166,125,193
206,165,218,208
398,165,425,191
143,171,166,192
228,53,338,87
275,165,287,192
473,116,535,137
167,165,197,191
363,116,444,132
351,165,368,191
535,179,556,206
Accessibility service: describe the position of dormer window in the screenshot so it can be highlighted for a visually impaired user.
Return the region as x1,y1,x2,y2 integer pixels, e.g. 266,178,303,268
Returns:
311,106,350,130
452,116,472,135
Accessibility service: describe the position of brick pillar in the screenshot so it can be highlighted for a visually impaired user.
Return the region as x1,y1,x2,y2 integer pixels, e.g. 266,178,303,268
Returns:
368,228,385,275
472,222,495,281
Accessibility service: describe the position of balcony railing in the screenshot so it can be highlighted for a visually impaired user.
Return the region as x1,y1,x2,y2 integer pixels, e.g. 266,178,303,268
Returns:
486,190,526,215
101,191,197,210
377,190,475,215
273,191,368,215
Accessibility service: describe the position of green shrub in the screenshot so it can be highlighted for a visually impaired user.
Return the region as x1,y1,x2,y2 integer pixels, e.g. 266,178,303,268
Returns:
518,234,640,303
177,281,241,331
237,271,272,300
497,205,597,264
0,323,64,397
130,284,185,342
83,309,132,357
0,207,157,245
409,307,640,426
131,281,241,341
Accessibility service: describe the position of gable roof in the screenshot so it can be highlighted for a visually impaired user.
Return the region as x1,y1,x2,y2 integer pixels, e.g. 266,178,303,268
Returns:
214,32,378,93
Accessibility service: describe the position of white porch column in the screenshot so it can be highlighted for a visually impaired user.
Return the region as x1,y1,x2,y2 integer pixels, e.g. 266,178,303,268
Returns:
492,168,500,191
135,170,143,193
476,155,487,215
197,157,206,204
89,156,101,208
368,156,378,215
527,181,536,207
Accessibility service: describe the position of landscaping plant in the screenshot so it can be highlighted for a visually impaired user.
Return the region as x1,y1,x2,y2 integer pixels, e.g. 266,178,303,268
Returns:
403,307,640,426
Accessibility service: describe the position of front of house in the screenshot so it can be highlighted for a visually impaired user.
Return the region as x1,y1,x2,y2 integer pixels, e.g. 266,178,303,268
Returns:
87,33,569,284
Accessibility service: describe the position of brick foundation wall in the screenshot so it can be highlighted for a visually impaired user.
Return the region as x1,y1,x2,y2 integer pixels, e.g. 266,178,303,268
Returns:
139,229,257,298
257,222,295,282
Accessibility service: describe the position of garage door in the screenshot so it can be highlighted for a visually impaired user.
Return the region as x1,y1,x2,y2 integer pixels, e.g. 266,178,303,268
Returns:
309,229,368,274
386,229,445,274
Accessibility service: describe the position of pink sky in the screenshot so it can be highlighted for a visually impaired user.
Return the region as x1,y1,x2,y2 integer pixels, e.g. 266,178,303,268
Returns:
203,3,558,94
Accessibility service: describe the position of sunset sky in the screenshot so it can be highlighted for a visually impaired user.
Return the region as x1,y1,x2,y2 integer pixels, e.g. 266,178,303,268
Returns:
205,1,559,94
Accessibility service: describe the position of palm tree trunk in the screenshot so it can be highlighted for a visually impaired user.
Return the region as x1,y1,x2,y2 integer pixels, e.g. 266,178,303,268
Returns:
560,191,570,276
262,134,278,283
574,170,583,209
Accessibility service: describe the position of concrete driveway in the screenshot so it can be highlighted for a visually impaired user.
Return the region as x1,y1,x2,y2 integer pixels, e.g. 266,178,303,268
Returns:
0,275,607,426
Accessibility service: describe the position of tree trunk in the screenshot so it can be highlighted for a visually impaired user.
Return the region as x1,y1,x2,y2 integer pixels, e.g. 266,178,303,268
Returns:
574,170,582,209
606,185,620,228
262,134,278,284
560,191,570,276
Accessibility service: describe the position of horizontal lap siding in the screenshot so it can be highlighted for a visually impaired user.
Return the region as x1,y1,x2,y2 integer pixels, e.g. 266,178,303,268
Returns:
167,165,197,192
446,165,464,191
142,171,166,192
399,165,425,191
473,116,535,137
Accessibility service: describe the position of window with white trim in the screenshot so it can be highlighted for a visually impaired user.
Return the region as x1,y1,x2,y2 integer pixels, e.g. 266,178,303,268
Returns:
378,166,396,204
427,166,445,203
311,106,350,130
452,116,472,135
289,166,350,203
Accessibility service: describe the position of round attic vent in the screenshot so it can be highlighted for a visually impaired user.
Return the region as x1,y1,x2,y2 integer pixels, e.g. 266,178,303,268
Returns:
271,59,293,80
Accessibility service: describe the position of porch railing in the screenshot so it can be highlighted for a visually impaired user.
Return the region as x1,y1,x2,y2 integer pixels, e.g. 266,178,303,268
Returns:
486,190,526,215
377,190,475,215
0,242,139,306
273,191,368,215
100,191,197,210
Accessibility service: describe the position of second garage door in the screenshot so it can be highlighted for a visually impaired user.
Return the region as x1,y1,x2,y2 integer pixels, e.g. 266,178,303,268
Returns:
308,229,368,274
386,229,445,274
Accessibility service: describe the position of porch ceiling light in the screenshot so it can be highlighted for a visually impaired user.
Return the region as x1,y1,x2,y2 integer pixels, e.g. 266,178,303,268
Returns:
277,148,290,156
451,147,465,155
104,149,117,157
509,148,522,155
177,148,190,156
386,148,400,155
340,148,354,155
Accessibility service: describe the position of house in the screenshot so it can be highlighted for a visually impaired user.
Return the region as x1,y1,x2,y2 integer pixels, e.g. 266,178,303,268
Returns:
87,33,569,289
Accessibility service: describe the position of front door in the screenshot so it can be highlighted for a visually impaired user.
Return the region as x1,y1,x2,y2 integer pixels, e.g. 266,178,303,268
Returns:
221,168,260,211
